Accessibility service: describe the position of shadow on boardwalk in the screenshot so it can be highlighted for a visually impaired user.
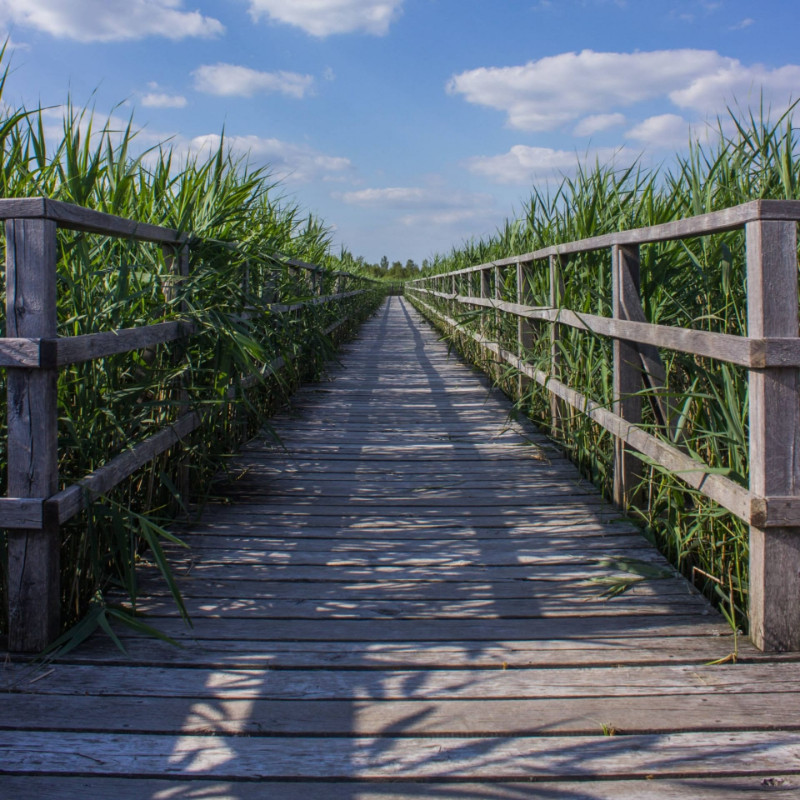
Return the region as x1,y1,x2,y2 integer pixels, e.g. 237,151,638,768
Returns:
3,298,798,799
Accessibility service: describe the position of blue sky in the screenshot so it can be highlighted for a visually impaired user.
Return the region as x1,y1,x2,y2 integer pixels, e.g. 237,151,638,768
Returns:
1,0,799,264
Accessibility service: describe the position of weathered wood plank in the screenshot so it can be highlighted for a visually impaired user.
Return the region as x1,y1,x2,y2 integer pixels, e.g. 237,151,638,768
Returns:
3,777,796,800
6,691,800,736
2,730,798,779
54,320,195,365
52,410,202,525
12,662,790,701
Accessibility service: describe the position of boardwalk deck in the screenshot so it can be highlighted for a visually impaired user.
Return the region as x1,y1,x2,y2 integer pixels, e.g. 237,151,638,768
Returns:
2,296,799,798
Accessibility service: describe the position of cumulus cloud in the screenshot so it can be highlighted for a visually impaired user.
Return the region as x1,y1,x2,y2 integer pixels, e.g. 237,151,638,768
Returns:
626,114,694,149
466,145,628,185
448,49,800,131
187,134,352,184
246,0,404,37
670,62,800,115
193,64,314,98
142,92,187,109
0,0,223,42
573,113,626,136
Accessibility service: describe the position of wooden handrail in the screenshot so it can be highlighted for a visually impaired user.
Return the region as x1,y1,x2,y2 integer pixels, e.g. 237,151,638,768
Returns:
406,199,800,652
0,198,384,652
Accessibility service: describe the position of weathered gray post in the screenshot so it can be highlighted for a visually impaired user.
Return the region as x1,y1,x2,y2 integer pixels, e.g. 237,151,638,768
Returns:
6,218,60,652
746,219,800,651
611,244,643,508
514,261,534,402
549,255,566,434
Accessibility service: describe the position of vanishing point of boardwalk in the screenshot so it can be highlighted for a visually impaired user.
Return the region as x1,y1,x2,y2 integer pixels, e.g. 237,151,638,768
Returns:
2,297,799,798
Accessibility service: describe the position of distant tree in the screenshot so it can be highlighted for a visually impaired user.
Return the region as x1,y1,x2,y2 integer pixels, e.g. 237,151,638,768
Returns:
380,255,389,273
405,259,418,272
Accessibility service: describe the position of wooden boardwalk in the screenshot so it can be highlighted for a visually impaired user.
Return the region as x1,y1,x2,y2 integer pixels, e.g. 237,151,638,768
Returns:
2,296,799,798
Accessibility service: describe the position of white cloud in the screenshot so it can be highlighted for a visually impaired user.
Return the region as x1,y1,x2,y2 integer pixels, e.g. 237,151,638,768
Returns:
466,145,628,185
246,0,404,37
0,0,223,42
573,113,626,136
187,134,352,184
447,49,800,131
626,114,693,149
669,62,800,115
192,64,314,98
730,17,755,30
142,92,187,109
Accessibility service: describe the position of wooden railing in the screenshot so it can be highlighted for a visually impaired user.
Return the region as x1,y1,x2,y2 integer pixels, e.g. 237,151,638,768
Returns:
0,198,383,652
407,199,800,652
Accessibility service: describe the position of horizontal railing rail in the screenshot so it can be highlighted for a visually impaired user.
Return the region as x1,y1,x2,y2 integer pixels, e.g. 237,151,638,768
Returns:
406,199,800,652
0,198,384,651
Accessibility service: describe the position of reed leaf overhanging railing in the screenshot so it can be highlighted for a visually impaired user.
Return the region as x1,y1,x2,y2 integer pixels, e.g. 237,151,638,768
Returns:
406,199,800,653
0,197,384,653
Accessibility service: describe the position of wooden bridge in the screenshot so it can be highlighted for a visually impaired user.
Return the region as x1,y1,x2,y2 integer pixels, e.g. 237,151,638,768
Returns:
3,199,800,796
2,295,799,797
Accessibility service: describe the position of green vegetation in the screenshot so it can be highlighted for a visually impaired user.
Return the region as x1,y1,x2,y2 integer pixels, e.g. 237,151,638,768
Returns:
408,105,800,632
0,57,386,641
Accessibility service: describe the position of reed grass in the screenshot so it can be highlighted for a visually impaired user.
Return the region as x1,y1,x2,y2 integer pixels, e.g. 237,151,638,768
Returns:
409,104,800,631
0,55,386,643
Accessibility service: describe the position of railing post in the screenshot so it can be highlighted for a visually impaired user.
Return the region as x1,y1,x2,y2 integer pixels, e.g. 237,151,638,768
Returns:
162,243,192,502
746,219,800,651
516,261,533,402
612,244,643,508
480,268,490,359
6,218,60,652
549,255,566,433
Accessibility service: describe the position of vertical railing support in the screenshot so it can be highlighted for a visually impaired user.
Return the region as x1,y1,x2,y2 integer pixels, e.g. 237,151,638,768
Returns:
6,218,60,652
480,268,490,364
611,244,643,508
549,255,566,434
747,219,800,651
516,261,535,403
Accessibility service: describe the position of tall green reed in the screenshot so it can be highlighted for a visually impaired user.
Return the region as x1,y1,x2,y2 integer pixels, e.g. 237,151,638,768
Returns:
0,58,386,644
409,104,800,631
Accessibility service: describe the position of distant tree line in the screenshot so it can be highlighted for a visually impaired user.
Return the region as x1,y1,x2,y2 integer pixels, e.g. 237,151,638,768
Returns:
341,253,429,281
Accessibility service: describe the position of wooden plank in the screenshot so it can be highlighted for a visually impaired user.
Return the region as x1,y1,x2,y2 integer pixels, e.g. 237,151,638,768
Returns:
746,219,800,652
54,320,195,365
1,729,798,779
52,411,202,525
52,633,748,669
89,615,729,642
416,291,800,368
17,663,794,701
6,692,800,736
0,197,184,243
1,777,796,800
5,217,60,652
